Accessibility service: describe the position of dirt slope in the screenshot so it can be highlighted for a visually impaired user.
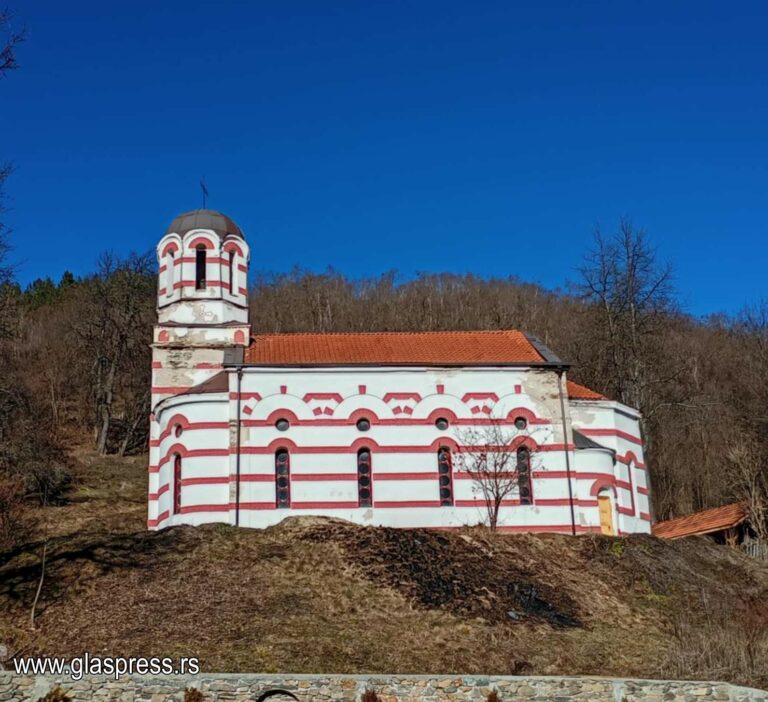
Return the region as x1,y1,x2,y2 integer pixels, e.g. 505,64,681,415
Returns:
1,452,767,686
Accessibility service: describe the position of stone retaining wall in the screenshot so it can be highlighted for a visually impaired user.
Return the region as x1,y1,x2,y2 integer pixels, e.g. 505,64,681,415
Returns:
0,673,765,702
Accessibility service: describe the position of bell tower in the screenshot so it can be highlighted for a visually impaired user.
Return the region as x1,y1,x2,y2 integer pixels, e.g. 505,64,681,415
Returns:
152,209,251,400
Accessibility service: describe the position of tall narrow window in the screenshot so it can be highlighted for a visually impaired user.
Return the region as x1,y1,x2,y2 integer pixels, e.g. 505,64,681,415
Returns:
275,449,291,508
195,245,207,290
173,455,182,514
437,446,453,506
166,251,175,296
517,447,532,505
228,250,235,292
357,448,372,507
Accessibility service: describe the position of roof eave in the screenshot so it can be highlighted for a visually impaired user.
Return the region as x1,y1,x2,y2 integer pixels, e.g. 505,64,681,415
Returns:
227,361,573,369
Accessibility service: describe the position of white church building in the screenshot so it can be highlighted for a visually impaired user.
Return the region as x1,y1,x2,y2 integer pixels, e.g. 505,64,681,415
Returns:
148,209,651,535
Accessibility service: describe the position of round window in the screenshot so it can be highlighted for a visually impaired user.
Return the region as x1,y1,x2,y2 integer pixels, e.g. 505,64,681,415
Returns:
275,418,290,431
514,416,528,430
356,418,371,432
435,417,450,430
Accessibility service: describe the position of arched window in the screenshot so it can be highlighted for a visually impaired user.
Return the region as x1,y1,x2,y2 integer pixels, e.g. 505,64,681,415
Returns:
437,446,453,506
228,250,235,292
357,448,372,507
195,245,207,290
275,449,291,508
173,455,182,514
166,250,175,296
517,447,532,505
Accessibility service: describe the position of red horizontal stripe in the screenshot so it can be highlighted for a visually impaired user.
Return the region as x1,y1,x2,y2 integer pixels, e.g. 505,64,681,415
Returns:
148,484,170,500
178,504,229,514
373,471,440,481
240,416,552,428
158,448,229,469
237,473,275,482
291,501,361,509
158,421,229,442
239,443,573,455
374,500,442,508
291,473,358,481
579,428,642,445
236,501,277,510
182,476,229,486
147,510,170,527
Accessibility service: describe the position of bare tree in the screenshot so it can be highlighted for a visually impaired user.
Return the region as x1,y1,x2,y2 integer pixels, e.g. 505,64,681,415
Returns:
73,252,155,454
0,9,23,78
576,219,678,413
453,421,533,531
728,435,768,544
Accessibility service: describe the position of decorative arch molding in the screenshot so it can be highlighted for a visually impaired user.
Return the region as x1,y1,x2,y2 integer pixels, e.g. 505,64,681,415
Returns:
243,393,314,420
510,434,540,451
425,408,459,424
264,437,300,453
223,239,246,257
499,404,550,425
159,238,181,257
158,442,188,469
263,408,300,425
623,450,639,464
349,436,382,453
429,436,460,452
187,235,217,250
589,478,618,497
334,394,394,420
491,393,535,419
411,393,468,419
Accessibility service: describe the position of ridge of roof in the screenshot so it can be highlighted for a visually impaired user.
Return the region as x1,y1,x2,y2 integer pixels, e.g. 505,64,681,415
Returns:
243,329,552,367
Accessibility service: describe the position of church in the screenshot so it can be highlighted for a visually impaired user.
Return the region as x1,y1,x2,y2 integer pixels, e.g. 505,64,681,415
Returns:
148,210,651,535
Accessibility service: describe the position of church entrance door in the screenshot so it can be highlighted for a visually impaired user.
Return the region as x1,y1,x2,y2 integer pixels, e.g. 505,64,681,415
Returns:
598,493,615,535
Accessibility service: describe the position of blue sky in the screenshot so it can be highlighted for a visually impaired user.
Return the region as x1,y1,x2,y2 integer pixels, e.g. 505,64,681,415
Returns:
1,1,767,315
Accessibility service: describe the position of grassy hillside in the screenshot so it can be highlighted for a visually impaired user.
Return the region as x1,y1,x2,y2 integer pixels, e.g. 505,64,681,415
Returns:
1,451,767,686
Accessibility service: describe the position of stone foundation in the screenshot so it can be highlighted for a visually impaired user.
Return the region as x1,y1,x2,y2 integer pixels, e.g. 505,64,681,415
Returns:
0,674,765,702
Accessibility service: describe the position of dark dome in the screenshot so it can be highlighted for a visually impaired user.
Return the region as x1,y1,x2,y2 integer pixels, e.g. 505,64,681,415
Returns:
166,209,243,239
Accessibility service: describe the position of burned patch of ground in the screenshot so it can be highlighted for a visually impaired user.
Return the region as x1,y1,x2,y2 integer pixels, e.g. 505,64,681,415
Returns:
300,521,580,627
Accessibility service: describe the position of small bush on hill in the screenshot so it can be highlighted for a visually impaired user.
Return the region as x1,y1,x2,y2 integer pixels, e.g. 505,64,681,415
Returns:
36,687,71,702
184,688,205,702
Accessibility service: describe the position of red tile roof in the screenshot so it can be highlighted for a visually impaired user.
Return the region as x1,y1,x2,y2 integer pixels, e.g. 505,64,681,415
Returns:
652,502,748,539
567,380,607,401
242,331,605,399
244,330,546,366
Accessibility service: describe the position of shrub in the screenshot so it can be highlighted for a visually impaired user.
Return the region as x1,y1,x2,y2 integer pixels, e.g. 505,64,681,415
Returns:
361,689,381,702
487,692,501,702
37,688,71,702
662,591,768,687
0,477,29,554
184,688,205,702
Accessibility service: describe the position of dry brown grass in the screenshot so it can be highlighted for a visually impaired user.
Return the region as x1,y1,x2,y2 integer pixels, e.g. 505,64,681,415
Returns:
1,451,767,687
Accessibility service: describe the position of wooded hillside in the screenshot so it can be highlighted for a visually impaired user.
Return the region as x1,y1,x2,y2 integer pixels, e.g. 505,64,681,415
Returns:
1,218,767,542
